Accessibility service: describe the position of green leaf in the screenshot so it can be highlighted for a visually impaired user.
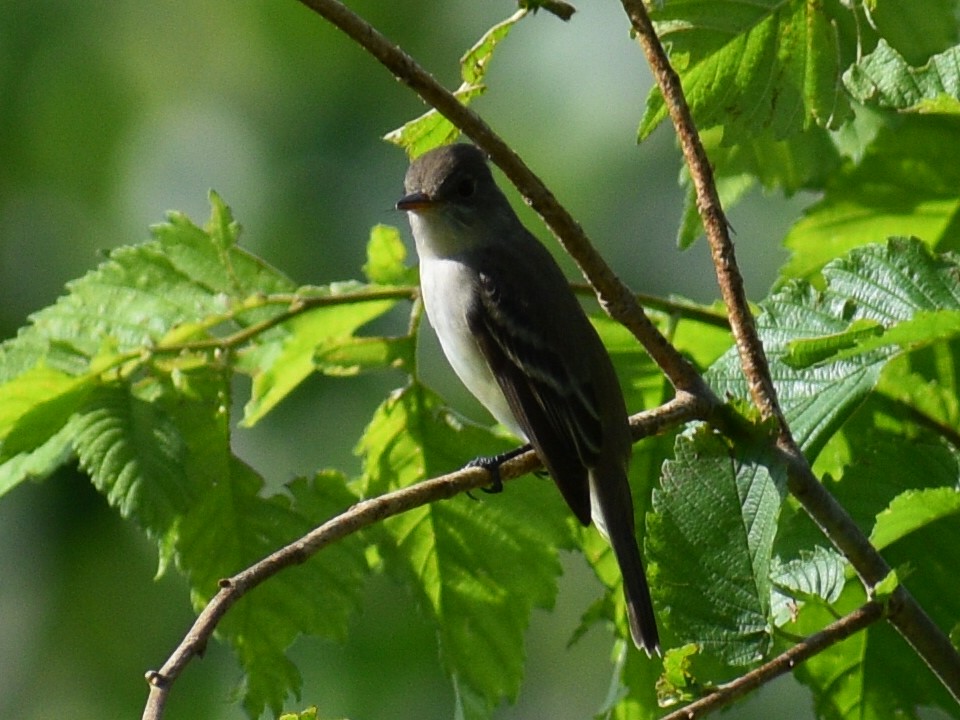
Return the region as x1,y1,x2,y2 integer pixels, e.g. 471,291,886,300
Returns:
656,643,699,706
844,40,960,114
460,9,527,86
876,337,960,432
0,361,103,460
361,225,417,286
863,0,960,66
870,487,960,552
383,9,527,158
71,382,199,543
872,567,903,602
641,1,853,144
383,85,485,159
356,383,572,715
784,319,885,368
240,284,400,426
790,310,960,368
794,560,958,718
180,470,368,718
710,238,960,457
770,547,847,626
0,194,296,495
647,426,787,666
315,335,415,377
781,116,960,282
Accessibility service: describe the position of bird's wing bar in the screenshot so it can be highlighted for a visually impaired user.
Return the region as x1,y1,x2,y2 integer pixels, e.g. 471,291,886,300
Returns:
467,269,603,526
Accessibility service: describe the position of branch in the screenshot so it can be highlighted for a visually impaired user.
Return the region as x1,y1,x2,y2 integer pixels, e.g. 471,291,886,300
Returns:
619,0,960,703
618,0,781,430
140,399,704,720
293,0,714,404
662,602,885,720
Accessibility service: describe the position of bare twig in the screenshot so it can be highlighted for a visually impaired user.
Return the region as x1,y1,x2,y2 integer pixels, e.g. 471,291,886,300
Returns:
618,0,782,430
619,0,960,702
662,602,885,720
293,0,715,404
140,401,702,720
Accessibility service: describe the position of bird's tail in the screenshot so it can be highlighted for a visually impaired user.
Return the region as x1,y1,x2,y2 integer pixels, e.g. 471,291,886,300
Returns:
590,469,661,656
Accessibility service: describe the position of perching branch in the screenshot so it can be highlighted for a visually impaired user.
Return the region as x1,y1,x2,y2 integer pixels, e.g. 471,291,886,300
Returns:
139,399,703,720
293,0,715,406
618,0,960,703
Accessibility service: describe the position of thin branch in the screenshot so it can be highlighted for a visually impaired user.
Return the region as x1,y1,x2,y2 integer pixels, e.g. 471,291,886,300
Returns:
619,0,960,703
152,286,417,354
570,283,731,330
293,0,714,403
618,0,782,431
140,400,703,720
662,602,885,720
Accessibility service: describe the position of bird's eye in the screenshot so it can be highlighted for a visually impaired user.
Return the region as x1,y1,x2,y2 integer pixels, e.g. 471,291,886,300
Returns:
456,177,476,198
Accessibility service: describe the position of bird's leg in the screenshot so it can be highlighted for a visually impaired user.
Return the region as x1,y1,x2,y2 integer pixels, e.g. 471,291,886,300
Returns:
465,444,531,494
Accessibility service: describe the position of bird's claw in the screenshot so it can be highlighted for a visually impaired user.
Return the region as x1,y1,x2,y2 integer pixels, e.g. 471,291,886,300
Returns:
465,455,504,494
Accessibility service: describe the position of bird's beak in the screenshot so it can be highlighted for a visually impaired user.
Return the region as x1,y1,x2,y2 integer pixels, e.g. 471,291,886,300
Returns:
396,191,434,212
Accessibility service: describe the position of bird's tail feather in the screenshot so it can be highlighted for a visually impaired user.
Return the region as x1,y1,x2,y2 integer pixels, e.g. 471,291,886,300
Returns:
591,470,660,656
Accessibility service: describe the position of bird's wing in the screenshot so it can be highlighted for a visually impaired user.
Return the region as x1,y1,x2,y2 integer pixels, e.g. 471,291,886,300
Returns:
466,252,602,526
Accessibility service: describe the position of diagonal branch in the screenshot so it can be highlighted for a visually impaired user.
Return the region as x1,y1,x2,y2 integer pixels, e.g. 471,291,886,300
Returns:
618,0,960,703
293,0,715,405
140,397,704,720
662,602,885,720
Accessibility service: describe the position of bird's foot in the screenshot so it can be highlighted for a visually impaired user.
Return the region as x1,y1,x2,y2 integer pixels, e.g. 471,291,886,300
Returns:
465,445,530,495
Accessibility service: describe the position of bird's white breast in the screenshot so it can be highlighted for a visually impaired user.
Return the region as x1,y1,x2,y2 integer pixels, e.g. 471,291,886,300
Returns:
419,253,524,439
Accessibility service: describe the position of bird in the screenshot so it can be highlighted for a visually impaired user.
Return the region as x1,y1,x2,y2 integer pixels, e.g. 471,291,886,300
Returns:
396,143,659,655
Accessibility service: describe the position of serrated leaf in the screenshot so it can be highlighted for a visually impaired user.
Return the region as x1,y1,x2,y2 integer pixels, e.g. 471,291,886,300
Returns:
770,547,847,626
383,85,485,159
356,383,572,715
641,1,852,144
383,9,527,158
0,194,296,496
460,9,527,86
647,426,787,666
844,40,960,114
781,116,960,281
181,469,368,718
70,383,198,544
710,238,960,457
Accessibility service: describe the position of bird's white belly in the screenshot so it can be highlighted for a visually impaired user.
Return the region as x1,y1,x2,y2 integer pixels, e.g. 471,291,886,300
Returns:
420,256,524,439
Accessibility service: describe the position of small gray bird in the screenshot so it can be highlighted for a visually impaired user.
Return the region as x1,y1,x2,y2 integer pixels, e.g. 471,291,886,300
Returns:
396,143,659,655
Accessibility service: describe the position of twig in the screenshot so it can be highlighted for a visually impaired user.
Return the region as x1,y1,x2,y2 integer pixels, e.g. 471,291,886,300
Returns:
570,283,730,330
140,401,702,720
662,602,885,720
618,0,960,702
618,0,781,430
293,0,715,404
